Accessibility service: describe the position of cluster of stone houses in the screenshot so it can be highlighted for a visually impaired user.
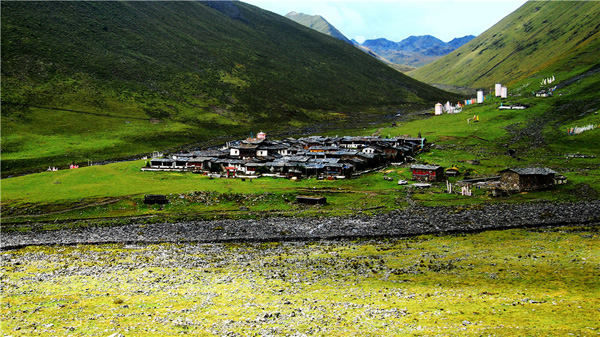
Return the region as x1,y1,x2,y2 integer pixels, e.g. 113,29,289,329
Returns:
144,132,427,178
408,164,565,193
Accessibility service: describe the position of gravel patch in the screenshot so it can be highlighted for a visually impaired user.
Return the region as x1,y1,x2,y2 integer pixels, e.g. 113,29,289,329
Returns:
2,201,599,250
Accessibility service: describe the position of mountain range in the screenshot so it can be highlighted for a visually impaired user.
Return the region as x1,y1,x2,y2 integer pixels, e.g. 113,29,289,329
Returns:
284,11,475,69
360,35,476,68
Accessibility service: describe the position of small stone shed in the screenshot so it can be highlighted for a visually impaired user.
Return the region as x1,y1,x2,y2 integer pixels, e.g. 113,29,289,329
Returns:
296,196,327,205
144,194,168,205
411,164,444,182
499,167,557,191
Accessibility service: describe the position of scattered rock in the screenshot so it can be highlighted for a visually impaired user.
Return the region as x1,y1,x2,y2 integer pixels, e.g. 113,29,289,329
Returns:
1,201,599,249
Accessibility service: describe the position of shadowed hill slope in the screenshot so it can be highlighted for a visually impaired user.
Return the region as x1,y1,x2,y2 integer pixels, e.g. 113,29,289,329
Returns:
1,1,454,176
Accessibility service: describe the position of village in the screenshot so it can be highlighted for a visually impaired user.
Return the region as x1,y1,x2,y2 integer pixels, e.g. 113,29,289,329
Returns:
143,132,427,179
142,78,577,196
143,130,567,195
141,78,574,195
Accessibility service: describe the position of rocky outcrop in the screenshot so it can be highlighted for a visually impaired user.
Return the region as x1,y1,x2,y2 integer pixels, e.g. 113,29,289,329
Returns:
2,201,598,250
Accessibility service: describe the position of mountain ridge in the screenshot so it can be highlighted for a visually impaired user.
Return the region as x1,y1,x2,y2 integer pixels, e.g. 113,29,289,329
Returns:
284,11,353,44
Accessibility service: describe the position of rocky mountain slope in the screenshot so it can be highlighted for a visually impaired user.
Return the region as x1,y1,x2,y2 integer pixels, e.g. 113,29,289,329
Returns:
284,11,353,44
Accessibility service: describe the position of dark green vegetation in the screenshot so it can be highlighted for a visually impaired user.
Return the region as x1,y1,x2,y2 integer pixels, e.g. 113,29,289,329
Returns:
2,226,598,335
410,1,600,88
1,1,452,177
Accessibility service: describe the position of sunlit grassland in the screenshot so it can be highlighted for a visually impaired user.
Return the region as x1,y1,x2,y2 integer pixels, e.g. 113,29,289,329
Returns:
2,226,598,335
0,159,409,226
2,98,599,226
1,98,247,174
409,1,600,89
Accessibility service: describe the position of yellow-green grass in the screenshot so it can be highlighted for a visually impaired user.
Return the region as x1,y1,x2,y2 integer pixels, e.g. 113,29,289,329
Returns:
2,226,598,335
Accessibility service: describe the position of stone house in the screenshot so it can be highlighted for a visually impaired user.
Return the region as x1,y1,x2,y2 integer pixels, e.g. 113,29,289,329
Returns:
499,167,557,191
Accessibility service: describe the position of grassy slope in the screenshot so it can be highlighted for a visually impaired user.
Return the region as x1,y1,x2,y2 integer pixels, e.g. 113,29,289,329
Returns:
1,1,453,176
2,70,599,225
409,0,600,89
2,226,598,335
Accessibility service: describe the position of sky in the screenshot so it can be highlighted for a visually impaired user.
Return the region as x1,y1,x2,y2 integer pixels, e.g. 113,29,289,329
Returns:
242,0,528,43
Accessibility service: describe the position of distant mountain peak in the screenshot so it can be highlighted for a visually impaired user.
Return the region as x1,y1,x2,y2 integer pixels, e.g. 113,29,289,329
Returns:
285,11,353,44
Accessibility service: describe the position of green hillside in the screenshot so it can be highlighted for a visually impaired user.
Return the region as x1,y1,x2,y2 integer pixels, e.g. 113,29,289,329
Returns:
1,1,452,177
409,0,600,89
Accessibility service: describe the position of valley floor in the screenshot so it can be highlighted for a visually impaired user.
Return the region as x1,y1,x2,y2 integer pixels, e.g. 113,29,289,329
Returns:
1,223,598,336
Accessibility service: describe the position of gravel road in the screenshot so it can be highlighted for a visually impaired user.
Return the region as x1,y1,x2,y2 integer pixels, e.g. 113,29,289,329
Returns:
2,201,599,250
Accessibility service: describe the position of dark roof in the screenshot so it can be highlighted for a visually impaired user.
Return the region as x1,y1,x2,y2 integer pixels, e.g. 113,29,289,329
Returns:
235,144,259,149
411,164,442,170
188,157,217,163
500,167,557,175
309,146,339,151
242,138,265,144
216,158,245,164
357,153,375,159
193,150,227,157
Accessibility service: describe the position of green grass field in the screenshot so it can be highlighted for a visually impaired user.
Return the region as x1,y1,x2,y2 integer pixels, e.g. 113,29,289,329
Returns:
2,226,598,335
2,81,599,228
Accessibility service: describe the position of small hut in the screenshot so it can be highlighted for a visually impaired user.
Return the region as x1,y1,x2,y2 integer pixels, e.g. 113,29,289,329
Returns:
501,86,508,99
435,103,443,116
296,196,327,205
445,167,460,177
144,194,168,205
477,90,484,103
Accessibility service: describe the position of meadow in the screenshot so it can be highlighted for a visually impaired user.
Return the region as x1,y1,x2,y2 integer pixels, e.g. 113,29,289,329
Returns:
2,85,598,230
1,226,598,336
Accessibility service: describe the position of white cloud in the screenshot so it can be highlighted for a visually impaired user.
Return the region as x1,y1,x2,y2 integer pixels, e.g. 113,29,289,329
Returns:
354,35,366,43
